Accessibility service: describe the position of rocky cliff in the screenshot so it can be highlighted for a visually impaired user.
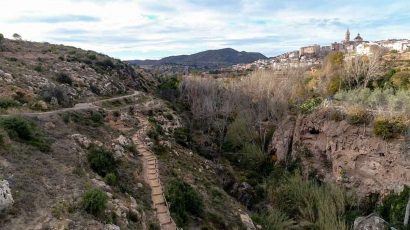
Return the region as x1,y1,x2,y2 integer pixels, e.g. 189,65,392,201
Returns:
271,109,410,195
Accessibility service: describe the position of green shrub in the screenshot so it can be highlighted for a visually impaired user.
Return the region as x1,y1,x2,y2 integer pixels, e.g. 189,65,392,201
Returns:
56,72,73,85
377,186,410,229
271,174,349,230
90,111,104,125
104,173,117,186
0,116,50,151
241,143,265,169
391,71,410,89
159,77,180,90
326,76,343,95
224,115,255,151
87,145,117,177
34,65,44,72
173,127,190,147
166,180,203,227
82,188,108,216
252,209,297,230
96,59,115,70
374,117,407,139
346,107,371,125
0,98,20,109
300,97,323,114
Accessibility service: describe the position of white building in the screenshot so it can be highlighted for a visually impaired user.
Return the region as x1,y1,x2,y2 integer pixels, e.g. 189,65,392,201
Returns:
377,39,410,52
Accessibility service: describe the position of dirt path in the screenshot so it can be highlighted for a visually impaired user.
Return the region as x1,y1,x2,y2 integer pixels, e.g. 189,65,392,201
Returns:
132,116,177,230
0,91,141,118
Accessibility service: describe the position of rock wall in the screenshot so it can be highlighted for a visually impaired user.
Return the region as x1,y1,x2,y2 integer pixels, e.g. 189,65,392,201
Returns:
271,110,410,195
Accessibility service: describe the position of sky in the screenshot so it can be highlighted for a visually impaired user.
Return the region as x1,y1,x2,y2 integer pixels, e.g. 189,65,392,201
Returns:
1,0,410,60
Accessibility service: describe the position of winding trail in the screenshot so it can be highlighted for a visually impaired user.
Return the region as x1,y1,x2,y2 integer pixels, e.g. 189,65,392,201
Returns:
1,89,177,228
132,116,177,230
0,91,141,117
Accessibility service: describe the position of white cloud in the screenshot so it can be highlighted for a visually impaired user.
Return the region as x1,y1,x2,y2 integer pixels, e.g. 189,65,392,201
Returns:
0,0,409,59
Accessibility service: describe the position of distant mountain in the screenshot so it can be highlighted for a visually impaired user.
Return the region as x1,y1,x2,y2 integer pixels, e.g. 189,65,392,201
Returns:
127,48,267,69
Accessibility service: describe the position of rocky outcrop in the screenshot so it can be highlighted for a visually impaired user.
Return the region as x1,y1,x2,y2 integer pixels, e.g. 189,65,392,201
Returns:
353,213,389,230
0,180,14,213
239,212,257,230
270,109,410,195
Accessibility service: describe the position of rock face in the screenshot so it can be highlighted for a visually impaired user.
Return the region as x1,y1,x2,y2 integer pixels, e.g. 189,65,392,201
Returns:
270,110,410,195
0,180,14,212
353,213,389,230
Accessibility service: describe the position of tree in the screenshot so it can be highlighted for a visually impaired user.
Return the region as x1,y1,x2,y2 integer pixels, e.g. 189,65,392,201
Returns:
13,33,22,40
344,49,384,88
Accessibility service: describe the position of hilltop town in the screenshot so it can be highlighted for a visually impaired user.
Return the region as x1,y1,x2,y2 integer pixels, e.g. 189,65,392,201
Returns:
232,29,410,70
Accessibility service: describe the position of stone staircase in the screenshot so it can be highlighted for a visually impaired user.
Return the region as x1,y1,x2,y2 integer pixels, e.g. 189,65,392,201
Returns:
132,117,178,230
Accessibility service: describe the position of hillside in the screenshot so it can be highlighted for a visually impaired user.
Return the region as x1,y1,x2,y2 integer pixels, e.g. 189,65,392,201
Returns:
0,39,254,230
128,48,267,69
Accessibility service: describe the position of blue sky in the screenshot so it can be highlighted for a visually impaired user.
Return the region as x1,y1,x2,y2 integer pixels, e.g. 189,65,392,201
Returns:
1,0,410,60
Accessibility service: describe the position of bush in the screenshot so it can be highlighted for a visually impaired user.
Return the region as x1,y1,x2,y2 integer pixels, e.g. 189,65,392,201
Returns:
326,76,344,95
374,117,407,139
34,65,44,72
96,59,115,70
241,143,266,169
166,180,203,227
104,173,117,186
300,97,323,114
0,117,50,151
252,209,297,230
90,111,104,125
272,174,349,229
0,98,20,109
391,71,410,89
224,116,255,151
377,186,410,229
87,145,117,177
82,188,108,216
173,127,190,147
40,86,72,107
56,72,73,86
346,107,371,125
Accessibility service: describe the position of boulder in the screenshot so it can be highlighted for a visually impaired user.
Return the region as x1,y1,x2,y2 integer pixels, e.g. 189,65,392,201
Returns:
353,213,389,230
0,180,14,212
240,212,256,230
104,224,120,230
115,135,130,147
71,134,92,149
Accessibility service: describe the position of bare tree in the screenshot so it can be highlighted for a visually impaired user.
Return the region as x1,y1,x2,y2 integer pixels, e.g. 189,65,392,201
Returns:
344,49,384,88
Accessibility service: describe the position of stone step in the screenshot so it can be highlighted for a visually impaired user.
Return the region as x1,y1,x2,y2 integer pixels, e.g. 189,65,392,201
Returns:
155,204,168,214
148,174,158,180
148,165,157,170
147,170,157,175
152,187,162,195
161,224,177,230
152,194,165,205
158,213,173,225
150,179,160,187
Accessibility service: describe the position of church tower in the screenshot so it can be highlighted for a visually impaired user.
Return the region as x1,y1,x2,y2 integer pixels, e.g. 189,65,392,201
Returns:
345,29,350,43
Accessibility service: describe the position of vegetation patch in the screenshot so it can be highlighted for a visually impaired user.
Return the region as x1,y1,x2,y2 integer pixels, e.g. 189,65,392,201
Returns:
87,145,118,177
300,97,323,114
81,188,108,216
0,116,50,151
346,107,371,125
377,186,410,229
0,98,20,109
373,117,407,139
166,180,203,227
